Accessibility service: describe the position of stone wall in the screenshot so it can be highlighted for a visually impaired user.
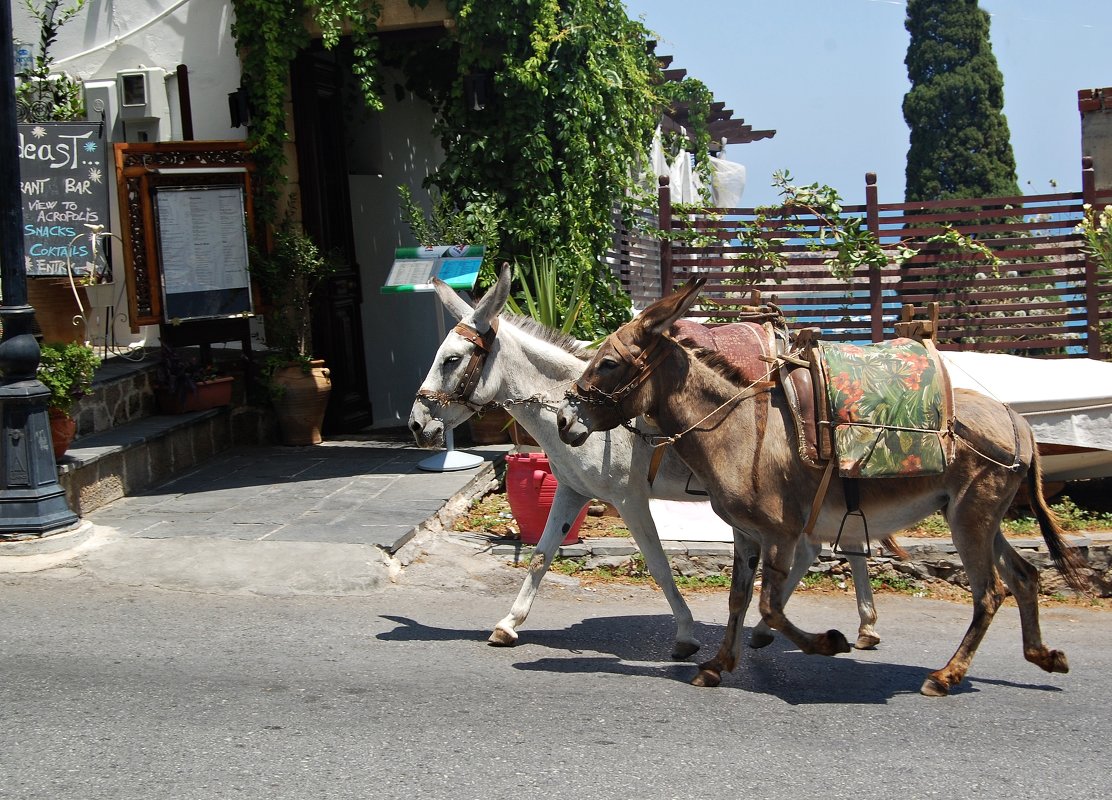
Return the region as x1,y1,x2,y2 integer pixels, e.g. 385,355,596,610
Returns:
501,533,1112,600
1080,87,1112,191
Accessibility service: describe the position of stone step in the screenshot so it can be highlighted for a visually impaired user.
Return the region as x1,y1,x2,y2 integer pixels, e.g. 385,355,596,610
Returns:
57,405,273,516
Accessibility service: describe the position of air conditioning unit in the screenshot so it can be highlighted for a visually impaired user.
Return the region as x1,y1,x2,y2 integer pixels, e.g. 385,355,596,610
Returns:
116,67,169,142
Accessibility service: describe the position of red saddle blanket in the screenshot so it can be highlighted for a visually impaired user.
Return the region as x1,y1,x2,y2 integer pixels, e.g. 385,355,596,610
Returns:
670,319,779,384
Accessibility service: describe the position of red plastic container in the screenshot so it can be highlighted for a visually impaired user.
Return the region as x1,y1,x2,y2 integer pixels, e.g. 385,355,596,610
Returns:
505,452,588,545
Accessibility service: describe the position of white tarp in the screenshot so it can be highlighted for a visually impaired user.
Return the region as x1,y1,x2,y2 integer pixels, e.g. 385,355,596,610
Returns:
709,155,746,208
942,351,1112,481
942,352,1112,451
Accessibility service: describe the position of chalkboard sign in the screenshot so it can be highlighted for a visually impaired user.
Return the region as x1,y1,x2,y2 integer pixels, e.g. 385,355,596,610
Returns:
17,121,110,278
154,184,253,322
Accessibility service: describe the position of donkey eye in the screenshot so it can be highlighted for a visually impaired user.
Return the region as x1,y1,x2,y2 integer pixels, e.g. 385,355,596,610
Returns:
444,355,462,365
598,356,620,370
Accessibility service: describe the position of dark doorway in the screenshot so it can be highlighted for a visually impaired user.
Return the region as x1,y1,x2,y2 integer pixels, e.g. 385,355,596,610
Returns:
290,48,374,432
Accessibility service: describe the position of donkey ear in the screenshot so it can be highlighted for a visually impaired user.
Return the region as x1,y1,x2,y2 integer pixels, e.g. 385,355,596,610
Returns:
433,278,473,321
469,262,512,331
641,278,706,337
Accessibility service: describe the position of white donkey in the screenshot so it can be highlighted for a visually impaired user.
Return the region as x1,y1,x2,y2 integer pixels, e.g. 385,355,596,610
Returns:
408,266,882,659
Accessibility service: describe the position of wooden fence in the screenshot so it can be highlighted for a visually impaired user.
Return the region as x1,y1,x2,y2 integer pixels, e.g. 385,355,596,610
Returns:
606,159,1112,359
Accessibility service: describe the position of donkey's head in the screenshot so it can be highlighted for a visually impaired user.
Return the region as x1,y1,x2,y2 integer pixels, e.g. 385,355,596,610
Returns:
409,264,511,448
556,278,705,446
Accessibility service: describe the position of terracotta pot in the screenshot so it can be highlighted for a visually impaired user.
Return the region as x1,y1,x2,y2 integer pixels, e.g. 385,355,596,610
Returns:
48,408,77,460
271,360,331,445
28,279,86,344
505,452,588,545
156,376,235,414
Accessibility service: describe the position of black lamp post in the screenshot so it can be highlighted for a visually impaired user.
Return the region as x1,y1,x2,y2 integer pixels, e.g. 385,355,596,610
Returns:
0,2,79,535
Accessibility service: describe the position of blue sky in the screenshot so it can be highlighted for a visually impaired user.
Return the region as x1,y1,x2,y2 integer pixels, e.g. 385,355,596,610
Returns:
623,0,1112,207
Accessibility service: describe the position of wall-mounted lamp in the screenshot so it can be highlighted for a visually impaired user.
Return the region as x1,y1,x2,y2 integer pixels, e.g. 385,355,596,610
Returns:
228,87,250,128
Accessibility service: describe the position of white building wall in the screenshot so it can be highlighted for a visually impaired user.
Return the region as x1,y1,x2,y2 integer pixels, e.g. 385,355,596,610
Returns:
12,0,245,142
13,0,247,351
346,67,446,428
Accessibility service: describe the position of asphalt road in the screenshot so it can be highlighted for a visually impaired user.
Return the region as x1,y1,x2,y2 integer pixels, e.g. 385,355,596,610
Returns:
2,543,1110,800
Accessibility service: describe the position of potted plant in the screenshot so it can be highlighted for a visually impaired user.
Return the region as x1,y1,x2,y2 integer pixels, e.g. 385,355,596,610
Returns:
154,345,234,414
250,213,338,445
36,341,100,459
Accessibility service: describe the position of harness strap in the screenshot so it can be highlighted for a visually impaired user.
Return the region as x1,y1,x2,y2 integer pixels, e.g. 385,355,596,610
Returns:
575,331,671,404
647,443,667,487
451,318,499,403
952,411,1024,472
802,458,836,536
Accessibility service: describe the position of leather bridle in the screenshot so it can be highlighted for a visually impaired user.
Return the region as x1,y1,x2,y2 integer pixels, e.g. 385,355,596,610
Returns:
416,319,499,409
569,330,673,411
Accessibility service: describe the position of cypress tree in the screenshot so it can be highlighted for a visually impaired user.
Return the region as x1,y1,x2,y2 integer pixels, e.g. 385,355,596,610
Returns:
902,0,1020,201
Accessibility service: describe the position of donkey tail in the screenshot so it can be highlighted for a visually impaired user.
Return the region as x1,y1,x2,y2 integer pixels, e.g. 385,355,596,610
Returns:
1028,445,1089,594
881,536,909,560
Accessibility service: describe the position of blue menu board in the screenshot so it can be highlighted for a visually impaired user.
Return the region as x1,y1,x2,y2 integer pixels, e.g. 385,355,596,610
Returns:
381,245,483,293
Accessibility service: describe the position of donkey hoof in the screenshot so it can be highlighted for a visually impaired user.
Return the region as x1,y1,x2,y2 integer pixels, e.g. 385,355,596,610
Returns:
487,627,518,647
671,641,701,661
749,630,775,649
824,629,852,655
690,668,721,688
1038,648,1070,674
920,674,951,697
854,632,881,650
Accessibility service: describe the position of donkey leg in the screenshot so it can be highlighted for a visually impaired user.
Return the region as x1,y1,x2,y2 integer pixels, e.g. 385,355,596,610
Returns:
489,486,591,646
616,500,700,660
694,533,761,687
756,540,852,657
846,553,880,649
921,514,1006,696
994,531,1070,675
750,537,821,649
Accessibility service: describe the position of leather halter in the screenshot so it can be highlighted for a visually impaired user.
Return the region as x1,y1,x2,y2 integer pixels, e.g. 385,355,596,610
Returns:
571,330,673,410
417,319,499,407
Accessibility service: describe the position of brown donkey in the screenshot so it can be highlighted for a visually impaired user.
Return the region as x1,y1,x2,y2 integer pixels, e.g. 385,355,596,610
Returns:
556,278,1087,696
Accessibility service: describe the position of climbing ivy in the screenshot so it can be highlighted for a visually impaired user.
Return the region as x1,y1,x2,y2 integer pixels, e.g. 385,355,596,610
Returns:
416,0,674,335
227,0,716,336
659,76,715,195
229,0,382,220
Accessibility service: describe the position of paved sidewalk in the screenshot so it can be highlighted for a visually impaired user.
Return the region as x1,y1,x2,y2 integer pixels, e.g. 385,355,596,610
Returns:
0,435,512,594
82,437,511,550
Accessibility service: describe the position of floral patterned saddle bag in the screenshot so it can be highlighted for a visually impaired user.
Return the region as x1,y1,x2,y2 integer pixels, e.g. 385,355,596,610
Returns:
781,335,955,479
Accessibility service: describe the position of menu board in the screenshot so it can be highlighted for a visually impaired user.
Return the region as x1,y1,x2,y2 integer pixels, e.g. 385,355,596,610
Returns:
381,245,484,293
154,185,253,321
17,121,110,277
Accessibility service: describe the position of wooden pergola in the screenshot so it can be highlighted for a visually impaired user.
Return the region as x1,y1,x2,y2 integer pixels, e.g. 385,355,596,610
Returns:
658,55,776,153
